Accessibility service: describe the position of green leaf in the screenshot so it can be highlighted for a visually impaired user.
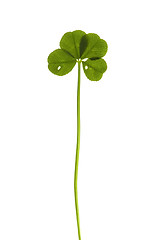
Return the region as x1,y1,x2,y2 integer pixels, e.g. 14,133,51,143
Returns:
48,49,76,76
80,33,108,59
82,58,107,81
60,30,86,59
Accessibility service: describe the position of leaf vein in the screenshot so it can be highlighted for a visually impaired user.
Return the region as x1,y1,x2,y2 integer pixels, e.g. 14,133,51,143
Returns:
72,32,79,59
82,38,99,58
84,62,104,73
49,60,76,64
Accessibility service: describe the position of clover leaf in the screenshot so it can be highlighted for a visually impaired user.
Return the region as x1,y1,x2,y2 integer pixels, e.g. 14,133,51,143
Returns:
80,33,108,59
60,30,86,59
47,30,108,240
48,30,108,81
82,58,107,81
48,49,76,76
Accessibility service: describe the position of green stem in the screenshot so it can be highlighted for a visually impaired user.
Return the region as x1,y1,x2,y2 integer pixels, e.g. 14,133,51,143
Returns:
74,60,81,240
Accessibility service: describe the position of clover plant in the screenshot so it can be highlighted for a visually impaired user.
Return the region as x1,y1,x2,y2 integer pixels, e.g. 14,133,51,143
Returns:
47,30,108,240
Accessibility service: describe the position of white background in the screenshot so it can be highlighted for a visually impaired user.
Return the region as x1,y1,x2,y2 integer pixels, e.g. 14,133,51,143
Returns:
0,0,160,239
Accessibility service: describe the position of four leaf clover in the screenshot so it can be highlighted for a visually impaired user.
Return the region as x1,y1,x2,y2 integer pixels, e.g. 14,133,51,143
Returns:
47,30,108,240
48,30,108,81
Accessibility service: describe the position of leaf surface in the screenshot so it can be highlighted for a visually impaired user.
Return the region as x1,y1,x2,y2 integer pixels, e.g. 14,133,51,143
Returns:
60,30,86,59
80,33,108,59
48,49,76,76
82,58,107,81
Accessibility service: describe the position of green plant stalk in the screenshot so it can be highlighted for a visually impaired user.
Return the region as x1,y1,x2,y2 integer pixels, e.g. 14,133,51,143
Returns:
74,60,81,240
